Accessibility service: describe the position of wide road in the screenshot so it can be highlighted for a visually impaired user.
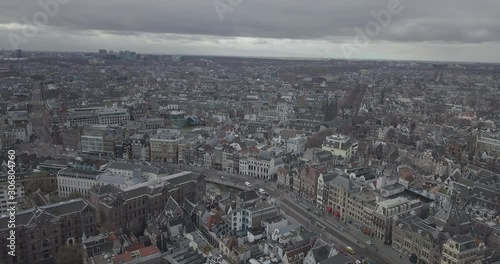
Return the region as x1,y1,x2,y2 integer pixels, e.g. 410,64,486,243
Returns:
254,182,386,264
278,198,360,263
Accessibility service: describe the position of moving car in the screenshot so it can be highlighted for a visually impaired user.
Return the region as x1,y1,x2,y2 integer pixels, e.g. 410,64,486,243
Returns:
366,240,372,245
346,246,355,255
245,182,252,187
259,188,266,194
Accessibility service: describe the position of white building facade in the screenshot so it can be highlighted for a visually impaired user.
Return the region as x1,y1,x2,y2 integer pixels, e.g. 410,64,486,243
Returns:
321,134,354,160
57,168,100,198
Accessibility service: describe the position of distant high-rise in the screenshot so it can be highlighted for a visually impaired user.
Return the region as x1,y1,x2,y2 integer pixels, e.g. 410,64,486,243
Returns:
98,49,108,55
323,96,338,122
15,49,23,58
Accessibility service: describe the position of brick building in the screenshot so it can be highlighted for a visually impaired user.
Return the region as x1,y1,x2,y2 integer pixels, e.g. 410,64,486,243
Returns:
90,171,206,235
0,199,98,264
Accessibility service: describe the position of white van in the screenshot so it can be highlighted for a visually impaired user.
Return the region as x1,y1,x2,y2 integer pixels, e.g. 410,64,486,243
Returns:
259,188,266,194
245,182,252,187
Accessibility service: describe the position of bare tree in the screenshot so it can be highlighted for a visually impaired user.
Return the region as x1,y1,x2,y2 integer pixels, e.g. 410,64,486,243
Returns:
55,245,83,264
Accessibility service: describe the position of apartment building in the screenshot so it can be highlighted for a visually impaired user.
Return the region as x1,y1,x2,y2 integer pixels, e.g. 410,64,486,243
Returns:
240,152,285,180
392,217,447,264
0,199,98,264
277,167,288,188
66,108,100,127
65,107,130,127
287,135,306,154
231,201,279,232
321,134,354,161
222,147,236,173
80,125,123,158
177,133,202,165
327,176,360,223
212,145,224,170
277,165,299,190
61,126,82,151
316,173,338,208
97,108,130,125
282,119,323,138
81,134,104,154
150,131,184,163
141,117,165,130
345,189,377,232
441,235,479,264
123,134,150,161
300,166,327,204
372,196,426,243
105,161,169,180
57,167,101,198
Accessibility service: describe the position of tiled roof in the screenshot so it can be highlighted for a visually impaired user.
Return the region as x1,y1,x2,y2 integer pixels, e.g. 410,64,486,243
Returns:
0,199,92,230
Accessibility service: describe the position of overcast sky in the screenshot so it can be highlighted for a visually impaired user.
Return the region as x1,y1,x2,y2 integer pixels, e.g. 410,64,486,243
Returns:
1,0,500,62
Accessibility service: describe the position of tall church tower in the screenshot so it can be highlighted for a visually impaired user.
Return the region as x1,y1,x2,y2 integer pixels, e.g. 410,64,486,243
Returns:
323,95,338,122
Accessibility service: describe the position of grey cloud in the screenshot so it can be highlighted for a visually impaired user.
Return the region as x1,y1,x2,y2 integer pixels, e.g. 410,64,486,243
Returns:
1,0,500,43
